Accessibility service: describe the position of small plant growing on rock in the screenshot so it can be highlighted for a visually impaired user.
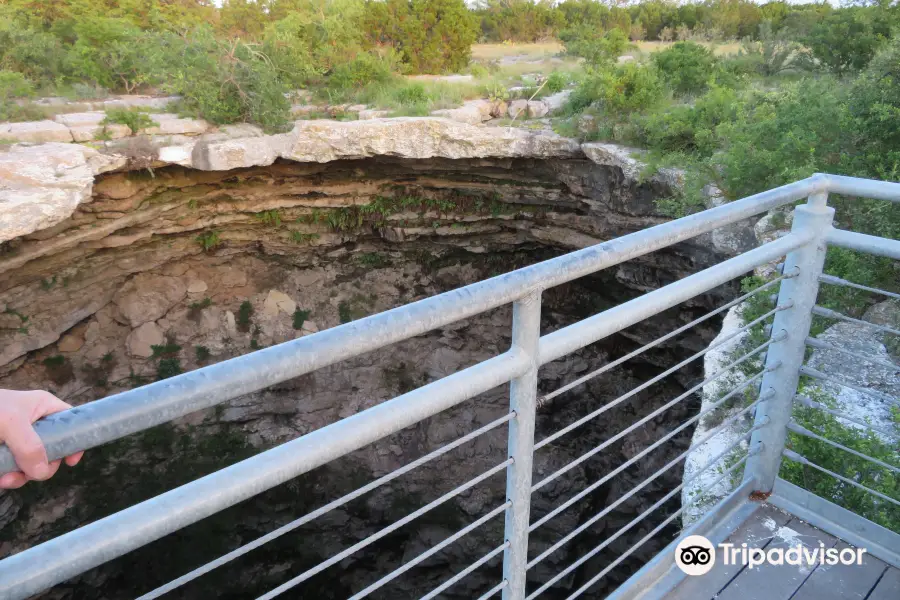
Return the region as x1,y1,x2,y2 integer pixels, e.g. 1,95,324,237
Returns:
42,355,74,386
338,301,353,324
237,300,253,333
151,341,182,358
290,231,319,244
356,253,388,268
188,297,213,321
157,358,182,380
196,230,221,252
254,210,282,227
292,309,310,330
195,345,211,363
102,108,158,136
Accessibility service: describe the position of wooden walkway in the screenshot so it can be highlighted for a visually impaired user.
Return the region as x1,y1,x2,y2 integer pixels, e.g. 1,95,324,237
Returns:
669,504,899,600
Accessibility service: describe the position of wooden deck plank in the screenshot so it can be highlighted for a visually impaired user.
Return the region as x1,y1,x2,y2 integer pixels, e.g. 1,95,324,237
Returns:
715,516,837,600
790,542,886,600
867,567,900,600
667,504,792,600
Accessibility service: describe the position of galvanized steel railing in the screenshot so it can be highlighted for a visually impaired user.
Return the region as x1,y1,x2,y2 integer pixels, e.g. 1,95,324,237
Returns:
0,173,898,600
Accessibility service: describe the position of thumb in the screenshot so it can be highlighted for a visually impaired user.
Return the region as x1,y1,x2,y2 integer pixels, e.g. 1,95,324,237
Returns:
0,416,52,480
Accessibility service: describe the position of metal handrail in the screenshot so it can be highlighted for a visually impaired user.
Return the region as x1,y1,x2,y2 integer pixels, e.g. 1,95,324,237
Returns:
2,174,899,600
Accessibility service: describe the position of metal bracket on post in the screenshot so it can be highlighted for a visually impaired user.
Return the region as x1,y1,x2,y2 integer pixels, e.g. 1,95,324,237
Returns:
743,191,834,494
502,291,541,600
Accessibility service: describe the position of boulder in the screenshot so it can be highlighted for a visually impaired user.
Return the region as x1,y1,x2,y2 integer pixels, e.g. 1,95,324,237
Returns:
263,290,296,317
489,101,508,118
113,274,187,327
527,100,549,118
126,322,165,358
431,100,493,125
507,100,529,119
141,114,209,136
543,90,571,113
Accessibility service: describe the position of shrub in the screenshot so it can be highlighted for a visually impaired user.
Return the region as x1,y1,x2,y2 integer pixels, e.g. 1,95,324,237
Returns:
328,53,395,93
731,22,809,77
195,345,211,362
102,108,158,136
68,18,162,93
569,62,663,115
0,70,34,100
635,86,739,157
653,42,719,96
803,9,892,75
545,71,568,94
170,29,290,132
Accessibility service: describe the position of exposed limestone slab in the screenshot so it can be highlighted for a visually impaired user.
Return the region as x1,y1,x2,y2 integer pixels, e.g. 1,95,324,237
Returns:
582,142,645,181
53,112,105,127
286,118,582,162
70,123,132,142
141,114,209,136
191,133,294,170
2,120,73,143
0,144,126,243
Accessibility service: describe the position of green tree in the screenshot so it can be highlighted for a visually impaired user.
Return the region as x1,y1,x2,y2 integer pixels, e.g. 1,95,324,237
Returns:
804,8,892,75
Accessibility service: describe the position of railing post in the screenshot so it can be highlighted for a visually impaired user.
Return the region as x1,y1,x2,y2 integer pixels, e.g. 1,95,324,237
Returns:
502,291,541,600
743,191,834,493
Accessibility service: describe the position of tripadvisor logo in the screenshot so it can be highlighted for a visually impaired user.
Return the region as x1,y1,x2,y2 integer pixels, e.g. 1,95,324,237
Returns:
675,534,868,576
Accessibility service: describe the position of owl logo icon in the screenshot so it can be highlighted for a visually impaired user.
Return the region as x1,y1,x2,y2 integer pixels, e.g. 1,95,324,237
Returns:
675,535,716,576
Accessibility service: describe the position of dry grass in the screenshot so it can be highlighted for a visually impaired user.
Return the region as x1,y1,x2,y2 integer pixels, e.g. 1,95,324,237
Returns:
631,40,742,56
471,42,565,61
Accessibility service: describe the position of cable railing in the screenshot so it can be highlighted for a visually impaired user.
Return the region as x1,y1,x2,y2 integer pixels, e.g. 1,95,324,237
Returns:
1,173,899,600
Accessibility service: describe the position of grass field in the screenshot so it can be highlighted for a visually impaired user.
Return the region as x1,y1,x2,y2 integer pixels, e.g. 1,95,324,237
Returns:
632,40,742,56
471,42,565,61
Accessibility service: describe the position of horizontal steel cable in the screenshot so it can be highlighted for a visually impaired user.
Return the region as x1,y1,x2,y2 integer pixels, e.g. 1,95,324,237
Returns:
349,503,510,600
800,366,900,407
256,459,512,600
138,413,514,599
819,274,900,301
419,543,508,600
529,373,769,532
537,274,792,407
787,422,899,474
535,353,774,494
533,345,776,491
564,457,751,600
812,306,900,337
526,445,758,598
527,408,764,572
478,579,508,600
795,395,899,438
535,308,786,451
782,450,900,507
805,337,900,372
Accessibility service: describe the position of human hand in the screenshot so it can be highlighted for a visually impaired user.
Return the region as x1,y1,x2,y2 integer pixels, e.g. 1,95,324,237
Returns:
0,389,83,489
